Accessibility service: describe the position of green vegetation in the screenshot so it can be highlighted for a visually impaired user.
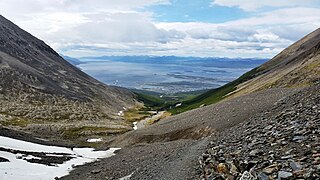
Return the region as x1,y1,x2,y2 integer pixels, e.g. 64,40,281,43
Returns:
132,89,208,109
62,126,129,139
133,91,164,108
167,67,260,114
124,107,153,123
134,68,260,115
305,61,320,71
170,89,209,101
0,118,30,127
145,111,171,125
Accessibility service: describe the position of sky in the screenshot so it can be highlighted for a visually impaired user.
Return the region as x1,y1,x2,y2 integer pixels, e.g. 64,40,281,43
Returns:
1,0,320,58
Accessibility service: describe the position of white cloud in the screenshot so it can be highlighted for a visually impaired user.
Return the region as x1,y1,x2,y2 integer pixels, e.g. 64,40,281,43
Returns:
156,7,320,57
0,0,319,58
212,0,319,11
0,0,170,13
250,31,280,42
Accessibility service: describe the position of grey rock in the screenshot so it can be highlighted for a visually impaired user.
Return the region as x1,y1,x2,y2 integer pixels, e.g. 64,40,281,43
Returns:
280,155,293,160
240,171,256,180
289,161,302,171
249,149,263,156
278,171,292,179
91,169,101,174
0,157,9,162
258,172,269,180
292,136,306,142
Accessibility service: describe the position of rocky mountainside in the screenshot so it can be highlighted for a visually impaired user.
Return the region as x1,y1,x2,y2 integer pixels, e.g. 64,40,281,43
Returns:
0,15,137,141
199,81,319,180
228,28,320,98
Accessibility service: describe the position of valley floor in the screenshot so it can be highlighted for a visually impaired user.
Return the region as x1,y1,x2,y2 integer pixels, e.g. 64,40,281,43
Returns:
60,85,308,179
1,83,318,180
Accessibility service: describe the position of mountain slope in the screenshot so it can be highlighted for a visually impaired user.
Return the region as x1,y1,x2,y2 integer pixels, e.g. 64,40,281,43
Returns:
0,15,137,141
171,28,320,114
229,28,320,97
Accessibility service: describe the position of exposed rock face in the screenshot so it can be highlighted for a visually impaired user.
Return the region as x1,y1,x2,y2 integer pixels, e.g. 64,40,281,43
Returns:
229,28,320,98
0,15,137,139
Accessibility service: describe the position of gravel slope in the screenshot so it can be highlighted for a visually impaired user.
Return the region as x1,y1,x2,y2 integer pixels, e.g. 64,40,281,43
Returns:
61,87,300,180
109,88,299,147
199,82,319,179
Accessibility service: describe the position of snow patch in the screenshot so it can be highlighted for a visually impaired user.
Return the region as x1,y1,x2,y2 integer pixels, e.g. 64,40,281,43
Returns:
0,136,120,180
119,172,134,180
86,138,103,143
118,110,123,116
133,122,138,130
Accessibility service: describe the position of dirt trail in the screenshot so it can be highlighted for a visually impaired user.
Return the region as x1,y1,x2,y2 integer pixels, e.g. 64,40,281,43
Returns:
134,111,166,129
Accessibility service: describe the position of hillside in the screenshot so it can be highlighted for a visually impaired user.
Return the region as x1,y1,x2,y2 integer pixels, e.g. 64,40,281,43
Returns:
0,15,137,142
170,28,320,114
229,28,320,98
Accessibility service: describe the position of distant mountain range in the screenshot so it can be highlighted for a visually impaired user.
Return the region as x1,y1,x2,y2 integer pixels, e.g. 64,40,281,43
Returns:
61,55,82,65
78,55,268,68
67,55,267,94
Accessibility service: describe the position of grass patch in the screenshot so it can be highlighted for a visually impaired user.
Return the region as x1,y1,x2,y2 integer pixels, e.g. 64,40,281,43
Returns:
154,89,209,104
306,61,319,69
124,108,153,123
172,89,209,101
145,111,171,125
0,118,30,127
132,89,207,106
62,126,129,140
133,92,164,108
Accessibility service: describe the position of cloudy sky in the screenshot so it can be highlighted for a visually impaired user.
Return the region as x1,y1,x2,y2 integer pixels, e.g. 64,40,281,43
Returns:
1,0,320,58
